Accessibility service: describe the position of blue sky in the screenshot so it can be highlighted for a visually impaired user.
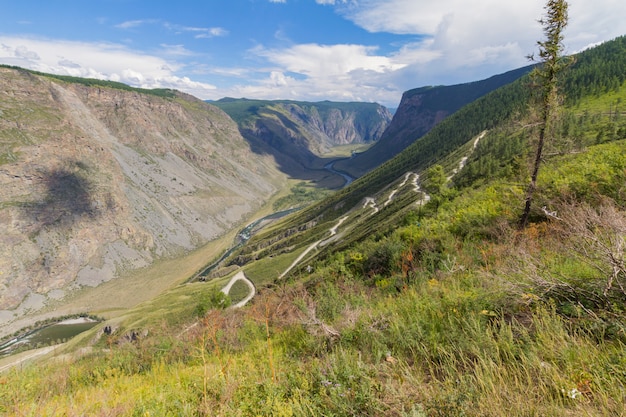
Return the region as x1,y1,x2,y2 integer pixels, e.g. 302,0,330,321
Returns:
1,0,624,108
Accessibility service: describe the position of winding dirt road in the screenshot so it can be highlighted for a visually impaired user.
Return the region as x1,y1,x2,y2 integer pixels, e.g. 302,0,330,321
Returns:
221,131,487,306
221,271,256,308
278,216,348,279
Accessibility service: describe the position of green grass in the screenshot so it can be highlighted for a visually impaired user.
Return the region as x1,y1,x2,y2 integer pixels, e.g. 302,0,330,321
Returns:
3,37,626,417
243,251,301,286
4,230,625,416
3,185,625,417
321,143,373,157
271,181,333,211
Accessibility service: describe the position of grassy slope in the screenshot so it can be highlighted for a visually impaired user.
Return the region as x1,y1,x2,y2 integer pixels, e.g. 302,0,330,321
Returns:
2,42,626,416
3,133,624,417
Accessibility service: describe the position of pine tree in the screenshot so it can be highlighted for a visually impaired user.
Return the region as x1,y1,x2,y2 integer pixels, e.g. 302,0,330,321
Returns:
520,0,569,228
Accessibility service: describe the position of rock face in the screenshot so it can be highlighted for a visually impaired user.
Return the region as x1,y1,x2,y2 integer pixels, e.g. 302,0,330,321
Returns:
213,99,392,182
0,68,284,317
278,102,391,147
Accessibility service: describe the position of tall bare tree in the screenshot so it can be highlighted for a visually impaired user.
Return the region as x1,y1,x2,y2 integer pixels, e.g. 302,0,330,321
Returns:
520,0,569,228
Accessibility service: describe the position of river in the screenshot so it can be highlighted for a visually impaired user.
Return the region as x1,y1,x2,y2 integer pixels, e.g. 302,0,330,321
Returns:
0,317,99,358
324,159,354,187
192,207,301,281
193,158,354,281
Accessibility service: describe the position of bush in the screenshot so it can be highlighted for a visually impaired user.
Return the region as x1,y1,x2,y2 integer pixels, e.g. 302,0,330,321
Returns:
195,288,232,317
363,237,405,277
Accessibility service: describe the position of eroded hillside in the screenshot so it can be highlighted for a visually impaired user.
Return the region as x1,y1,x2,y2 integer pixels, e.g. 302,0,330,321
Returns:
0,68,285,328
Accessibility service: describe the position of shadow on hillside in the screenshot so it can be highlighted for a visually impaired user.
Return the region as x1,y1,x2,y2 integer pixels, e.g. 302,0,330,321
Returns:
20,161,105,227
239,119,349,189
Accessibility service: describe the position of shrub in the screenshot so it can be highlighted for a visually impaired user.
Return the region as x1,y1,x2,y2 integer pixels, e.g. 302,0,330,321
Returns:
195,288,232,317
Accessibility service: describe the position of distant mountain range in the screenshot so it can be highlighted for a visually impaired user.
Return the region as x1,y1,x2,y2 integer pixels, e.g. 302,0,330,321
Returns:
211,98,393,187
211,67,533,184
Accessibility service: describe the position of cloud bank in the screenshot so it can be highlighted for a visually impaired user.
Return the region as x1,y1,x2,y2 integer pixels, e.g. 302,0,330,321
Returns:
0,36,217,97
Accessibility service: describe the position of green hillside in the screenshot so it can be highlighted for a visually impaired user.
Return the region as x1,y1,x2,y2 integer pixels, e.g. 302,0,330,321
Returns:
2,37,626,416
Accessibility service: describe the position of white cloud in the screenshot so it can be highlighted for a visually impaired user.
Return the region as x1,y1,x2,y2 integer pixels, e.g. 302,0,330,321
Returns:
207,42,414,104
14,45,40,60
115,19,158,29
167,24,229,38
332,0,544,81
269,71,289,86
206,0,626,107
339,0,626,64
341,0,538,35
254,43,406,77
58,58,81,69
205,58,404,106
0,36,217,97
159,44,195,56
195,27,229,39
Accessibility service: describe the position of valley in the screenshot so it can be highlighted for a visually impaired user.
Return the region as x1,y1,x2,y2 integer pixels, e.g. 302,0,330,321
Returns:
0,68,389,341
1,33,626,417
0,68,284,337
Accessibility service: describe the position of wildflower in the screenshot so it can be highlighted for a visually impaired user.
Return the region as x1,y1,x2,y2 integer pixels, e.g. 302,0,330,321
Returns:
321,379,333,387
562,387,582,399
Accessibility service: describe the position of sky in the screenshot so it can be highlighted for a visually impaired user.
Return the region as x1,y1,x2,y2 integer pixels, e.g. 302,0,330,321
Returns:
1,1,624,108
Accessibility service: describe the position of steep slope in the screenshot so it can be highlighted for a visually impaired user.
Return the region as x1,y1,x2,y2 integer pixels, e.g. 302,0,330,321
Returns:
3,37,626,417
0,67,285,329
212,99,392,186
335,65,533,177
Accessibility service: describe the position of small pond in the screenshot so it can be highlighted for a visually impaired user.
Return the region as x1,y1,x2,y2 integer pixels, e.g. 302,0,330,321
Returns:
0,319,99,357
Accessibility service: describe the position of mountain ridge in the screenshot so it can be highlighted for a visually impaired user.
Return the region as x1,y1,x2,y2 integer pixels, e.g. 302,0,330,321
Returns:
0,67,285,330
212,98,392,187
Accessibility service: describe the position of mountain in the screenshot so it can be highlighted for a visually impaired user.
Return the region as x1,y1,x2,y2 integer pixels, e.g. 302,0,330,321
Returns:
3,36,626,416
0,67,285,330
335,65,534,178
230,36,626,297
212,98,392,187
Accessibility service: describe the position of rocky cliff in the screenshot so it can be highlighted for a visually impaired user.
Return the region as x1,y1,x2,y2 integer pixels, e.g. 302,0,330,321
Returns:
213,99,392,184
0,68,284,322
